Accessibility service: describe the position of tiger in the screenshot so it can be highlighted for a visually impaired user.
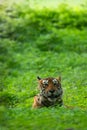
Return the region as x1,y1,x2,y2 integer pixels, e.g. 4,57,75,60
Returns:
32,76,63,108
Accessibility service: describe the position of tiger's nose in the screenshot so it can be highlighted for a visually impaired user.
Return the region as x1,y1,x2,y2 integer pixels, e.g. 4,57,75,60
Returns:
49,90,55,93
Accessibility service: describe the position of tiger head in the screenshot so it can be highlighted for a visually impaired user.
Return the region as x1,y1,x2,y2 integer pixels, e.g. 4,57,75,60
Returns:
37,76,63,102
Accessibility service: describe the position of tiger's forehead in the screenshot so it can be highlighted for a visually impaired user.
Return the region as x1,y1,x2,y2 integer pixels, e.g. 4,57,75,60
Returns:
42,78,58,84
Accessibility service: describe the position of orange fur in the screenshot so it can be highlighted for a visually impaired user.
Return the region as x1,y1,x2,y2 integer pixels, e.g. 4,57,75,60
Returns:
32,76,63,108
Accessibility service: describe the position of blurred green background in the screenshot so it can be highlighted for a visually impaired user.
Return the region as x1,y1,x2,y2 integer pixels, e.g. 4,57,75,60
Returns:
0,0,87,130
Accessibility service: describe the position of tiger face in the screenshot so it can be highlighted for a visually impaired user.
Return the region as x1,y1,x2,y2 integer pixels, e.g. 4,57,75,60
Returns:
37,76,63,102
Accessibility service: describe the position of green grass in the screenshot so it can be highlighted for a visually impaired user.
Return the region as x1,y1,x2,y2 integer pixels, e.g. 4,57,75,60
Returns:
0,0,87,130
6,0,87,9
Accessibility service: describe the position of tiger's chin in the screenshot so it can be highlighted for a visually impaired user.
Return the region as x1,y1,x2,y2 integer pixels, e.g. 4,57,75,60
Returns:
47,95,58,102
47,97,57,102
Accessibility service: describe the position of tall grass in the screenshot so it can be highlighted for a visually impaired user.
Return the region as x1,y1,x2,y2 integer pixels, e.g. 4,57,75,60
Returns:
0,1,87,130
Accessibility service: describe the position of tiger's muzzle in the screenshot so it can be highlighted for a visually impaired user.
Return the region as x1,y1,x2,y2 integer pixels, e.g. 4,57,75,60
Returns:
46,89,63,102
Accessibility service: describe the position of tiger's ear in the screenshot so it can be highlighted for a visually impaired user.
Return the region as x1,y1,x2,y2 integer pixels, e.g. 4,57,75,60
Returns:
57,76,61,82
37,76,41,80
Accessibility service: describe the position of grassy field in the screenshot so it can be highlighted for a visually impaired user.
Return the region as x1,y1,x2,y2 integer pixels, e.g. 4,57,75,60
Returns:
0,0,87,130
4,0,87,8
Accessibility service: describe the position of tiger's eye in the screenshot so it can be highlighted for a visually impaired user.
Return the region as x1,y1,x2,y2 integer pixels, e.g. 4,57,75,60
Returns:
42,80,48,86
53,79,58,86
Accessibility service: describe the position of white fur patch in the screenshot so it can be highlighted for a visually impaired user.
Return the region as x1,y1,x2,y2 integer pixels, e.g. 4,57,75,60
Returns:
52,79,58,84
42,80,48,85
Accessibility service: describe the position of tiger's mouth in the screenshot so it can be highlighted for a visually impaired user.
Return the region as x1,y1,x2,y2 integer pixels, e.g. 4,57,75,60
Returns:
48,95,58,98
47,95,58,102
